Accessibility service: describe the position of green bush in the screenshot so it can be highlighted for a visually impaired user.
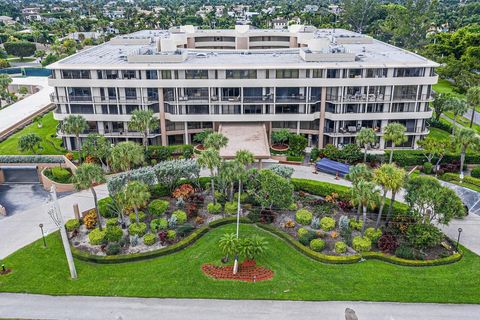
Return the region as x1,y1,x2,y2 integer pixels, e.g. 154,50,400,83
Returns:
471,167,480,178
349,220,363,231
287,155,304,162
128,222,147,237
309,238,326,252
423,162,433,174
207,202,222,214
234,192,249,203
105,243,121,255
149,184,170,198
167,230,176,240
295,209,313,225
395,244,415,260
335,241,347,254
298,230,317,246
320,217,335,231
172,210,187,224
352,236,372,252
297,227,309,238
224,201,238,215
144,233,157,246
65,219,80,232
288,202,298,211
98,197,115,218
50,167,72,183
104,225,123,243
88,228,106,245
406,223,443,249
150,218,168,232
106,218,118,227
364,227,382,243
177,223,195,237
291,178,351,202
148,199,169,216
129,211,146,224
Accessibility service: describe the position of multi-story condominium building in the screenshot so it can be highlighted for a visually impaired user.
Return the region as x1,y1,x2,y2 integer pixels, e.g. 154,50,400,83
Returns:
49,24,438,153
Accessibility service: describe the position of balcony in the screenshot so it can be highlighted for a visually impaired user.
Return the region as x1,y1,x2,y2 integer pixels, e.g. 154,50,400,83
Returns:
243,95,274,103
276,95,306,103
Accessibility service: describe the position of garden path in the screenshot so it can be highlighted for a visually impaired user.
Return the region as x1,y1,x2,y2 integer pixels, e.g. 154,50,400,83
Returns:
1,293,479,320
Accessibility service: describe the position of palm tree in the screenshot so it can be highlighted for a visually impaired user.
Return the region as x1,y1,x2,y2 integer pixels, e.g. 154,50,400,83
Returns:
385,167,406,225
238,235,268,261
109,141,145,172
0,74,12,108
356,127,377,162
197,148,221,203
383,123,407,163
351,180,380,236
122,181,150,224
204,132,228,151
373,164,405,229
467,87,480,128
346,164,373,221
218,233,238,262
449,97,468,134
18,133,42,154
73,163,106,230
62,115,88,163
128,109,159,149
453,127,480,180
219,161,239,202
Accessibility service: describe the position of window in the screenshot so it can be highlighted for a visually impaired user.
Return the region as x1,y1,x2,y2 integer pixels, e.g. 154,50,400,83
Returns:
107,88,117,99
226,70,257,79
62,70,90,79
185,70,208,79
393,85,417,100
394,68,425,77
275,105,299,114
326,69,341,78
312,69,323,78
106,70,118,79
366,68,388,78
347,69,362,78
146,70,158,79
125,88,137,100
244,105,262,114
70,104,94,114
122,70,136,79
276,69,299,79
161,70,172,79
147,88,158,101
126,105,139,114
68,87,91,101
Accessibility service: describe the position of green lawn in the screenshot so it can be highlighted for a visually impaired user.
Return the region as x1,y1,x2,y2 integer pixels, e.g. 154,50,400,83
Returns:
427,127,451,140
433,79,465,99
0,111,65,155
6,57,36,63
1,224,479,303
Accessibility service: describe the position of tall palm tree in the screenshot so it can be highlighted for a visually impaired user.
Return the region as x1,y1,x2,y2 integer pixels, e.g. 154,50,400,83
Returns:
346,163,373,221
385,167,406,225
122,181,150,224
128,109,159,149
351,180,380,236
73,163,106,230
197,148,221,204
234,149,254,240
467,86,480,128
356,127,377,162
383,122,407,163
204,132,228,151
449,97,468,134
453,127,480,180
373,164,405,229
109,141,144,172
62,115,88,163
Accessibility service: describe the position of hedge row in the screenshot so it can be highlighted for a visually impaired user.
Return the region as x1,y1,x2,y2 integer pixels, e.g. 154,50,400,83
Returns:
0,155,65,163
361,251,463,267
379,150,480,167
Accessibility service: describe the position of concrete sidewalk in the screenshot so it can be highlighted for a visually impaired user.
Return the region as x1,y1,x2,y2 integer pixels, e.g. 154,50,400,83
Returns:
0,293,479,320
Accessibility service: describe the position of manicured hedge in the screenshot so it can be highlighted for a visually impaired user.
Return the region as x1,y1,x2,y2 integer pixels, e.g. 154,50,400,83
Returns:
0,155,65,163
379,150,480,167
361,251,463,267
208,216,252,228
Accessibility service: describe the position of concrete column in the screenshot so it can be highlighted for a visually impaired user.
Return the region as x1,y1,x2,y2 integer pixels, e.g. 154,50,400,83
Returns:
318,87,327,148
158,89,167,146
184,122,189,144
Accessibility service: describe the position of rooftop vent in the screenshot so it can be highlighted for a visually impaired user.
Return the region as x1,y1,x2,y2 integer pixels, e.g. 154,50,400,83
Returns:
196,52,208,58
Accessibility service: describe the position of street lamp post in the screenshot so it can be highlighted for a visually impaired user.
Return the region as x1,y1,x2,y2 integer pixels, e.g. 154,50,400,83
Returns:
39,223,47,247
456,228,463,252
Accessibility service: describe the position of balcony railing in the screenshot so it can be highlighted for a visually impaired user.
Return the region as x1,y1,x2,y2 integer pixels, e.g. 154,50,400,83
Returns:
243,95,274,103
276,95,306,103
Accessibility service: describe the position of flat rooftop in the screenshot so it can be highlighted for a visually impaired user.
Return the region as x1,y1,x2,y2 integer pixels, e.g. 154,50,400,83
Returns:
50,28,438,69
218,123,270,159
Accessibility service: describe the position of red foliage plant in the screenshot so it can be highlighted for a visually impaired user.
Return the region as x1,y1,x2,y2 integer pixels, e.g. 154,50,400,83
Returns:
172,184,194,199
377,233,399,253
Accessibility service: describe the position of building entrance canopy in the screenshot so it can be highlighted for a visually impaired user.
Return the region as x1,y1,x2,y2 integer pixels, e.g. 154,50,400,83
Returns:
218,123,271,159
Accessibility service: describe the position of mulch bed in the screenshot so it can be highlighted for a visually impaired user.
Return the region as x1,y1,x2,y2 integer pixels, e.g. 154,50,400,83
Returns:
202,262,274,282
0,268,12,275
271,144,289,151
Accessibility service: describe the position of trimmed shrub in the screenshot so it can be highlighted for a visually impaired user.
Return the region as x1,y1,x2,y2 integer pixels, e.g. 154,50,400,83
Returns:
128,222,147,237
49,167,72,183
406,223,443,249
129,211,146,224
207,202,222,214
233,192,249,203
149,184,170,198
320,217,335,231
105,243,121,255
288,202,298,211
352,236,372,253
295,209,313,225
148,199,169,216
423,162,433,174
144,233,157,246
150,218,168,232
98,197,115,218
335,241,347,254
471,167,480,179
65,219,80,232
224,201,238,215
167,230,176,240
104,226,123,243
364,227,382,243
349,220,363,231
88,228,106,245
309,238,326,252
377,233,398,253
298,230,317,246
177,223,195,237
297,227,309,238
395,244,415,260
106,218,118,227
172,210,187,224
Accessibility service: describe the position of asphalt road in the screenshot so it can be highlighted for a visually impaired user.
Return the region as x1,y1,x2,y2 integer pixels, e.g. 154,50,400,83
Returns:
0,293,479,320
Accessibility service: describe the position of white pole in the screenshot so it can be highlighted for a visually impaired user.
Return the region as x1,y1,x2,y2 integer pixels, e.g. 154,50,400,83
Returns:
51,185,77,279
233,179,242,275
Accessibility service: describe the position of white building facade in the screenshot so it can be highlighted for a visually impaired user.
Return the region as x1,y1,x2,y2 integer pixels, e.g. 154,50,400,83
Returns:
49,25,438,151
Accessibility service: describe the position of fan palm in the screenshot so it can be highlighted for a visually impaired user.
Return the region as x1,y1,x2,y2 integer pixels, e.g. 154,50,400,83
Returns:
351,180,380,236
122,181,151,224
346,163,373,221
197,148,221,203
356,127,377,162
128,109,159,149
453,127,480,179
109,141,144,172
17,133,42,154
449,97,468,134
62,115,88,163
383,123,407,163
467,86,480,128
204,132,228,151
218,233,238,262
73,163,106,230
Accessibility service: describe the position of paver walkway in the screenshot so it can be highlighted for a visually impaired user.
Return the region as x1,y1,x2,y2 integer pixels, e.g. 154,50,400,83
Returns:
1,293,479,320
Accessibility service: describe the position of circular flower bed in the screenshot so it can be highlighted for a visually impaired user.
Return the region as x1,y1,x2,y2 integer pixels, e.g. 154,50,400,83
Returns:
202,262,274,282
271,144,289,152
